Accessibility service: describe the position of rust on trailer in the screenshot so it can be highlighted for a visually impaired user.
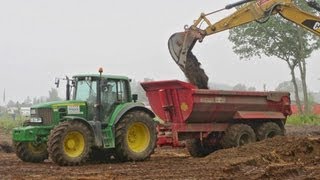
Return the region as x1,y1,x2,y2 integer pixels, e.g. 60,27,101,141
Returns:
172,123,229,132
233,111,286,119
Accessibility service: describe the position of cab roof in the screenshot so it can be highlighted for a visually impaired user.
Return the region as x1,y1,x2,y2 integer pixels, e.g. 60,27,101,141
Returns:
73,74,130,81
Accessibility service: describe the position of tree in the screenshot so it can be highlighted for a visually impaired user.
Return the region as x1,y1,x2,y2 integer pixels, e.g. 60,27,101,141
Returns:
6,100,16,108
276,80,303,107
22,96,32,107
47,88,61,102
233,83,247,91
275,80,303,93
228,0,320,114
247,87,256,91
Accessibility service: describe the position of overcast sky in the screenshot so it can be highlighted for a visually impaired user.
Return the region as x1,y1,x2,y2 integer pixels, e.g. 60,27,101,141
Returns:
0,0,319,105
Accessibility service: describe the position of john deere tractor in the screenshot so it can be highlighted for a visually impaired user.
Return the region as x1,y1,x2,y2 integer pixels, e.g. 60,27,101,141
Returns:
12,68,157,166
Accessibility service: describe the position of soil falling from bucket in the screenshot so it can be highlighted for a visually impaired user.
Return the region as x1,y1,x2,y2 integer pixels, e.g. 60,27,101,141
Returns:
184,52,209,89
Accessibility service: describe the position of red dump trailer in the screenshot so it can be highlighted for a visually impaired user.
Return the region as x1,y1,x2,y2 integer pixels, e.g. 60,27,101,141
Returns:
141,80,292,157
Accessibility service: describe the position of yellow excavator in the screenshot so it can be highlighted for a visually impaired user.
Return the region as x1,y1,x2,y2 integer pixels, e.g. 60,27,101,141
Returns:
168,0,320,85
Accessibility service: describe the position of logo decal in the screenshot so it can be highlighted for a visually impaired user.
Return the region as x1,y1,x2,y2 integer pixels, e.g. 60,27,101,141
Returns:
313,22,320,30
180,102,189,112
302,19,320,31
67,105,82,114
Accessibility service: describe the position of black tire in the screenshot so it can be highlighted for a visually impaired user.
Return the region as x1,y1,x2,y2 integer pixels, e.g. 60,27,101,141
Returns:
256,122,283,141
186,138,210,157
47,121,93,166
15,142,48,163
115,111,157,162
221,124,256,149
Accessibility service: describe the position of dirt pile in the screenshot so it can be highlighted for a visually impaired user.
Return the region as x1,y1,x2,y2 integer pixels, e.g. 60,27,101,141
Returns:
185,52,209,89
204,136,320,179
0,141,14,153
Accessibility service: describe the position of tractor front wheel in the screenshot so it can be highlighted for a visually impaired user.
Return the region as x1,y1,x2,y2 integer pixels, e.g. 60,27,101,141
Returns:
15,142,48,163
115,111,157,162
47,121,93,166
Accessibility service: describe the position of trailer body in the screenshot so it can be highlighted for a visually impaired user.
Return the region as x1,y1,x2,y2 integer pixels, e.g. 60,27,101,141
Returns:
141,80,291,148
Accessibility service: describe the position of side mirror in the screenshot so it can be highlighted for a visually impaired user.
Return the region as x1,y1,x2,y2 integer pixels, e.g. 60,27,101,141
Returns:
132,94,138,102
55,78,60,88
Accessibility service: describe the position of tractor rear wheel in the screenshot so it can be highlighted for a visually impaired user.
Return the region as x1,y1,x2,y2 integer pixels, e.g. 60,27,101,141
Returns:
47,121,93,166
256,122,283,141
115,111,157,162
15,142,48,163
221,124,256,149
186,138,210,157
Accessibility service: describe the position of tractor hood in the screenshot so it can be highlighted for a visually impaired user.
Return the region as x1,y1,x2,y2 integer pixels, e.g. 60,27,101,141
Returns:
31,100,86,109
29,100,88,124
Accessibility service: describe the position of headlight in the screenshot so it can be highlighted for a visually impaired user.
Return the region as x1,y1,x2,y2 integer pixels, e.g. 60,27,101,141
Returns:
30,109,36,115
30,117,42,123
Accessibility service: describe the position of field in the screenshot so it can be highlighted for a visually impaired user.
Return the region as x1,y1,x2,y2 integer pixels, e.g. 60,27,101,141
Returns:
0,125,319,179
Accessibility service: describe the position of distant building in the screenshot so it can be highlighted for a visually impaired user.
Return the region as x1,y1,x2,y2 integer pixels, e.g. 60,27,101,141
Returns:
20,107,31,117
7,107,18,115
291,104,320,115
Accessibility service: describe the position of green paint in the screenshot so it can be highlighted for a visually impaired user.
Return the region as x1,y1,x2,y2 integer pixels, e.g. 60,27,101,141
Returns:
12,126,52,143
12,74,152,152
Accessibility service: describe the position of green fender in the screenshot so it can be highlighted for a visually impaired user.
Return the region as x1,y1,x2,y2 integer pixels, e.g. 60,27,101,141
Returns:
100,103,155,148
111,103,155,127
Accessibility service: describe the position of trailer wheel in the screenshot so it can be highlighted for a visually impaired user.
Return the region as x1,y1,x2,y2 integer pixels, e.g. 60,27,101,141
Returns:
115,111,157,162
256,122,283,141
186,138,210,157
47,121,93,166
15,142,48,163
221,124,256,149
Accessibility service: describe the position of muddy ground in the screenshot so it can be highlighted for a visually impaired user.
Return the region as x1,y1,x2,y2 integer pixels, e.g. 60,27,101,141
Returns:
1,125,320,180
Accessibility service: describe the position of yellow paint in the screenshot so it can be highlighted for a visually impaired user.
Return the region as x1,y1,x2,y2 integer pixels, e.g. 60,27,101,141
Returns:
63,131,85,158
52,103,85,108
27,142,46,154
180,102,189,112
126,122,150,153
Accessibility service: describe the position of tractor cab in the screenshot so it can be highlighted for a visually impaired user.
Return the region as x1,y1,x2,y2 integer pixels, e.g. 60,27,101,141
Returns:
72,74,132,122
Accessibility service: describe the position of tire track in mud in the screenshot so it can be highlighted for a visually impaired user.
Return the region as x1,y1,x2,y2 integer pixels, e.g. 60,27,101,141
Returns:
1,126,320,179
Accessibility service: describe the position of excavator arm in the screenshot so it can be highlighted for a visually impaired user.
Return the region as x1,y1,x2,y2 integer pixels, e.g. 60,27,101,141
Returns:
168,0,320,73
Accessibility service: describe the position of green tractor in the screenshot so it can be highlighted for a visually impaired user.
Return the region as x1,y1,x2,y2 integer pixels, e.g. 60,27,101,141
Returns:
12,68,157,166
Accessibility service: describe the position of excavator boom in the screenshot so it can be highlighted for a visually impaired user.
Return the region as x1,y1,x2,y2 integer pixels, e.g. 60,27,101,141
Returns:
168,0,320,84
168,0,254,71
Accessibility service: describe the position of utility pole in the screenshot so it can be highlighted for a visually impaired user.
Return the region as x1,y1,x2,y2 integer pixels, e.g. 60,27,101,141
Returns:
2,88,5,105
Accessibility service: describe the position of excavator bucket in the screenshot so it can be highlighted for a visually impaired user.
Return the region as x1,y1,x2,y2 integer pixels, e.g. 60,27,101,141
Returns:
168,30,200,72
168,29,209,89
